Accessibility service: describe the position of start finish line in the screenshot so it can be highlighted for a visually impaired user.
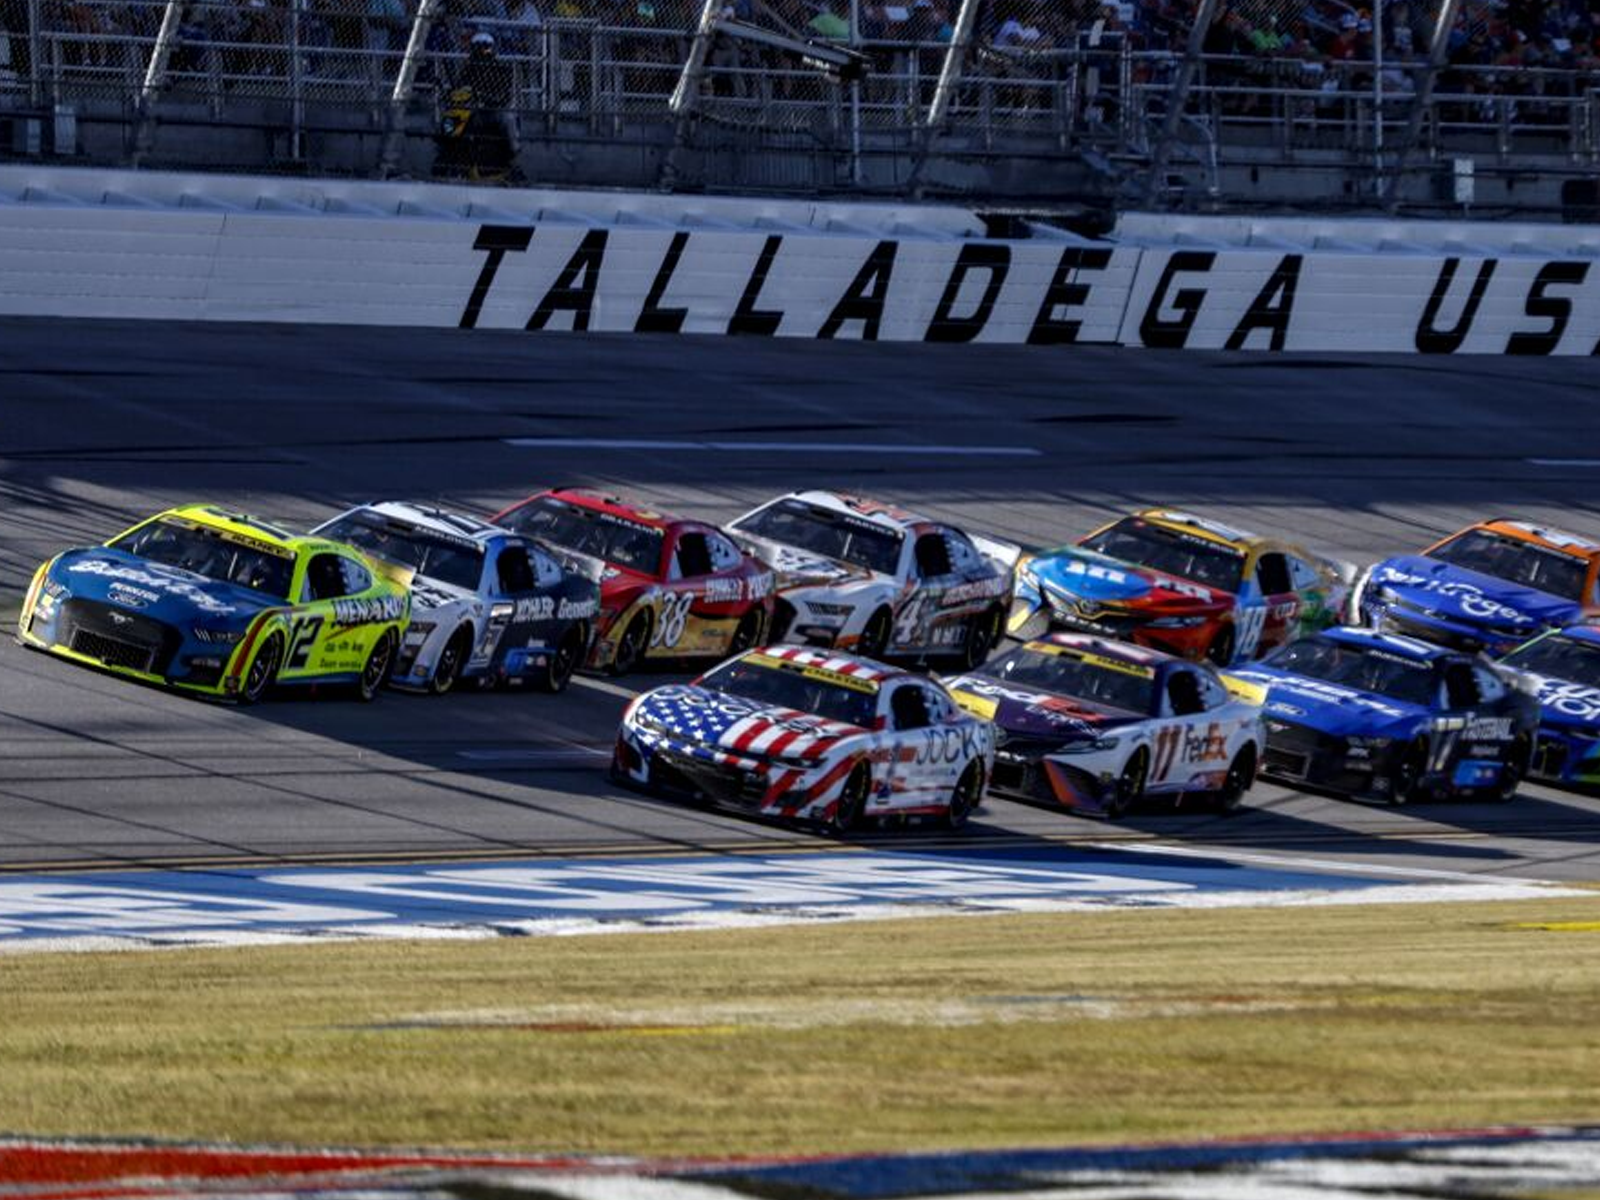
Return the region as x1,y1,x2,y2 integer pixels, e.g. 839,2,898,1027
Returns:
0,846,1566,951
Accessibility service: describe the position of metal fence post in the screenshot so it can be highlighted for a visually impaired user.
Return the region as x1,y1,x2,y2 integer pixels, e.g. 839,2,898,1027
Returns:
26,0,42,104
377,0,444,177
660,0,720,190
849,0,862,187
290,0,305,163
1143,0,1220,205
1381,0,1464,209
926,0,978,129
131,0,184,165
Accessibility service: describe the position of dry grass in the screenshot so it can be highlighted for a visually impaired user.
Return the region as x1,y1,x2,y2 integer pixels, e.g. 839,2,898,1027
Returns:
4,897,1600,1156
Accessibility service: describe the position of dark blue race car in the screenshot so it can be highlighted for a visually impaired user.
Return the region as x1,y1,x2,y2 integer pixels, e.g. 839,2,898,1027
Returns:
1353,519,1600,655
1499,624,1600,791
1227,627,1539,804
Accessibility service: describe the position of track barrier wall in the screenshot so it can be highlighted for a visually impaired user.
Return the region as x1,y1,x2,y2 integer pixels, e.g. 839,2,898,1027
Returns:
4,168,1600,353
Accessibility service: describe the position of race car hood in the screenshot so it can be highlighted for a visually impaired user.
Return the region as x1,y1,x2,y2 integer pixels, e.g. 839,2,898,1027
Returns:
1028,548,1230,613
50,547,278,627
633,685,864,757
1227,664,1428,738
1368,555,1581,634
732,534,879,589
947,674,1139,743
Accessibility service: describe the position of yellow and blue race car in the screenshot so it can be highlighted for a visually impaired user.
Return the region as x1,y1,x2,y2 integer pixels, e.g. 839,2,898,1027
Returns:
16,504,410,703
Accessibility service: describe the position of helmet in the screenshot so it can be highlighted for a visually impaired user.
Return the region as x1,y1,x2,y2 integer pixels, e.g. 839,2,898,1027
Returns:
470,30,496,51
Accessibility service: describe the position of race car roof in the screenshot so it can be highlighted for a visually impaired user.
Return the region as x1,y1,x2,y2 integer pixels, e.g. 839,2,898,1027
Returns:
359,500,505,546
157,504,302,555
1457,519,1600,563
1556,624,1600,646
537,488,682,532
1316,625,1452,661
743,644,910,689
1031,631,1186,671
786,491,931,535
1134,508,1263,552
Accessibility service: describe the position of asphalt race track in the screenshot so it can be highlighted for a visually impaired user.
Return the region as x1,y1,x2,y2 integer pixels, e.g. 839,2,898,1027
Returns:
2,318,1598,881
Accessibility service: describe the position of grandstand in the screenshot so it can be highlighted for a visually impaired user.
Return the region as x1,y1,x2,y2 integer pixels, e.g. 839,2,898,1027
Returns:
0,0,1595,214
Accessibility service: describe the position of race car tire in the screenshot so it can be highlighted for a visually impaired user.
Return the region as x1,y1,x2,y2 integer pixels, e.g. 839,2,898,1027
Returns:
355,631,396,703
728,609,763,657
238,632,283,706
858,608,892,661
1206,626,1236,667
942,761,983,830
1212,745,1256,814
826,765,870,836
429,625,472,696
534,624,584,694
957,606,1004,671
608,614,650,677
1490,733,1530,802
1106,749,1148,820
1388,738,1431,805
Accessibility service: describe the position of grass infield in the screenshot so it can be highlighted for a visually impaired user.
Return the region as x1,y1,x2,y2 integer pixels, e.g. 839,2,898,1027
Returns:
4,897,1600,1156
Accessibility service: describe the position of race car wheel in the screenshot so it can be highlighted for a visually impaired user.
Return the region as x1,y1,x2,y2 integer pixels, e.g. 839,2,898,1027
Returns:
239,633,283,706
858,608,892,661
1212,745,1256,814
535,625,584,694
1389,738,1431,805
943,762,983,830
1206,626,1236,667
429,626,472,696
1491,733,1530,802
728,609,763,657
827,765,870,836
356,631,396,702
1106,749,1148,820
957,606,1004,671
608,614,650,676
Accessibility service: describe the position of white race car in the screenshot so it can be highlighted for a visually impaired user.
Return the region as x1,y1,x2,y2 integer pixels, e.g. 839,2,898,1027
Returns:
727,491,1016,668
945,633,1263,818
312,502,599,694
613,645,997,832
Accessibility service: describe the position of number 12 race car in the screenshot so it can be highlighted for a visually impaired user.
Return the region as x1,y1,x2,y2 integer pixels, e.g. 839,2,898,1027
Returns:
312,502,600,694
493,488,775,675
727,491,1015,667
17,505,410,703
614,645,996,832
1010,510,1351,666
946,633,1262,818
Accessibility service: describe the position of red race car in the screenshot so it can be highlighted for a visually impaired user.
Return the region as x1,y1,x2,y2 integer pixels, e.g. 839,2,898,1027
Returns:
492,488,776,674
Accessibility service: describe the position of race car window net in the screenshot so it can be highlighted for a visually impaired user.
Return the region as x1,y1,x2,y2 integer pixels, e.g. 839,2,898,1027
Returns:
1430,529,1589,602
732,499,902,576
307,554,347,601
700,657,877,731
983,644,1154,716
318,512,484,592
1256,553,1293,596
112,521,292,600
1266,639,1438,707
496,546,536,593
1079,519,1245,594
674,533,714,579
914,534,953,579
501,498,664,576
1503,634,1600,688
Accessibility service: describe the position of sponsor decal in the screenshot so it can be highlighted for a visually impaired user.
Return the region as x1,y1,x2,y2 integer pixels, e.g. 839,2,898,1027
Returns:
330,594,406,627
702,577,744,604
1534,677,1600,721
107,582,159,609
744,651,879,694
1375,566,1539,624
66,560,237,615
941,577,1007,607
558,596,599,621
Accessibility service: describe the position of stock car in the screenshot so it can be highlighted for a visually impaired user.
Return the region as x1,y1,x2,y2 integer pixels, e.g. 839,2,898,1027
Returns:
1226,627,1539,804
726,491,1015,668
311,502,599,694
945,633,1261,818
16,504,409,703
1499,624,1600,789
492,488,775,675
1351,519,1600,656
613,645,996,832
1009,510,1351,667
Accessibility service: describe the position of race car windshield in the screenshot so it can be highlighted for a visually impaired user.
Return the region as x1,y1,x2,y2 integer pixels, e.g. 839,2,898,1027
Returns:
501,498,664,575
731,499,902,576
1503,635,1600,689
318,513,484,591
112,520,292,600
1079,518,1244,593
1429,529,1589,601
1266,638,1437,706
981,645,1154,715
699,658,877,730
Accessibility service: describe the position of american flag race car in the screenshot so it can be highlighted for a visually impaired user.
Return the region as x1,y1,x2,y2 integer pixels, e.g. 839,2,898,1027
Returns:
612,645,996,832
727,490,1015,668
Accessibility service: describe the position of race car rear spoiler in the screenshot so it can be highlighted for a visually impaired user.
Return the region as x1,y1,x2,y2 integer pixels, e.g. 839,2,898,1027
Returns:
970,532,1026,575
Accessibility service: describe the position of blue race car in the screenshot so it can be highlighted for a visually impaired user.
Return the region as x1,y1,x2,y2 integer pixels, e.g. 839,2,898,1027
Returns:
1352,519,1600,656
1227,627,1539,804
1499,624,1600,791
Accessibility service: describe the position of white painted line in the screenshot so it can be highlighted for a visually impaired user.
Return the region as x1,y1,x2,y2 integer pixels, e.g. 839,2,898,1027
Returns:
1085,840,1563,888
503,437,1043,457
1527,458,1600,467
570,675,645,702
456,748,607,763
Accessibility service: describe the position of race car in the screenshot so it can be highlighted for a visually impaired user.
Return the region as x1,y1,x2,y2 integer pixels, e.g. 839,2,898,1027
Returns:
1351,519,1600,656
612,644,996,832
726,491,1015,668
946,633,1261,818
16,504,409,703
1226,627,1539,804
1009,509,1351,667
311,501,599,694
492,488,775,675
1499,624,1600,790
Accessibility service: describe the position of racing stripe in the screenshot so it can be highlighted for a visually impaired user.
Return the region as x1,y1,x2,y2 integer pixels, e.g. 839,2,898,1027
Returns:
804,755,861,802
